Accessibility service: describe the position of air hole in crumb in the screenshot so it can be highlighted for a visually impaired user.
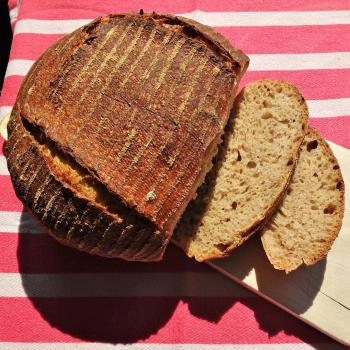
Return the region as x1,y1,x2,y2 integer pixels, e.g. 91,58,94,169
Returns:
323,204,336,214
287,188,292,195
231,201,237,210
237,150,242,161
287,158,293,166
307,140,318,152
263,100,272,108
311,205,318,210
247,161,256,168
336,181,344,191
261,111,273,119
225,218,230,222
215,243,230,253
313,172,318,177
262,111,273,119
333,165,339,170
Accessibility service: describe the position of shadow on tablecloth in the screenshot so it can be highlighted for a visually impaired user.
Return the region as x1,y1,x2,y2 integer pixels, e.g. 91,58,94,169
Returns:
16,211,344,348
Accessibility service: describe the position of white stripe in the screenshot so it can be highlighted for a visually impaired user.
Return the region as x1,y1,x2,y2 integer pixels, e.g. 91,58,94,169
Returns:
14,18,91,35
0,106,12,120
13,11,350,35
0,107,11,141
308,98,350,118
0,343,343,350
0,211,47,234
0,156,9,175
182,10,350,27
0,272,252,298
9,6,19,22
7,53,350,81
249,52,350,71
4,59,34,78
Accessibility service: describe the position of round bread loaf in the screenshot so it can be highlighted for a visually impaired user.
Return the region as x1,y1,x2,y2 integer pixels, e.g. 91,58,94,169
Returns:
5,12,248,261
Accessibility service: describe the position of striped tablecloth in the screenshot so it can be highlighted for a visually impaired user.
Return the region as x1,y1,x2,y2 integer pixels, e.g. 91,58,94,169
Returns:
0,1,349,349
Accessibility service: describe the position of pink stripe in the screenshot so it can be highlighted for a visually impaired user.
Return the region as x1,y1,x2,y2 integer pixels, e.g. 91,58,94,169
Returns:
0,177,24,211
240,69,350,100
8,0,17,10
218,25,350,54
0,137,5,155
11,25,350,61
0,234,209,273
18,0,350,20
0,297,330,343
0,76,24,106
310,117,350,149
10,34,63,61
3,69,350,105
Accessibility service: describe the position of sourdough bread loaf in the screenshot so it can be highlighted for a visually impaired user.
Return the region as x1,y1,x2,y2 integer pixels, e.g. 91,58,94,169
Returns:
174,79,308,261
5,12,248,261
260,127,345,272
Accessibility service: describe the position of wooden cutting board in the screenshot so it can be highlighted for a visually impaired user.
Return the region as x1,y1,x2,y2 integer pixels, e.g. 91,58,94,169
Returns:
1,114,349,345
209,140,350,346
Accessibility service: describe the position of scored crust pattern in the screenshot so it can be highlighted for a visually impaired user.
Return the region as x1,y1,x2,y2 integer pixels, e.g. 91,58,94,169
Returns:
6,13,248,260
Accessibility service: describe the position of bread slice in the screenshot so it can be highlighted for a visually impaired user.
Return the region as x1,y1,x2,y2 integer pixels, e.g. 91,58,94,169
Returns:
174,79,308,261
260,127,345,273
6,12,248,261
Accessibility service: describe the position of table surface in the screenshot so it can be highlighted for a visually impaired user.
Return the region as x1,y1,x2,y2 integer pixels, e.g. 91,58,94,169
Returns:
0,1,349,349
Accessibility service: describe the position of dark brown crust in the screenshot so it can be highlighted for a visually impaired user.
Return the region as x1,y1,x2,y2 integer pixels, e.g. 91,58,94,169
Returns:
6,105,168,261
6,12,248,261
19,12,248,234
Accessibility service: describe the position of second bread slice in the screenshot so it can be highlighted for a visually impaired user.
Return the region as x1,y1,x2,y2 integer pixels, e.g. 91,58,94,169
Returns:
174,79,308,261
260,127,345,272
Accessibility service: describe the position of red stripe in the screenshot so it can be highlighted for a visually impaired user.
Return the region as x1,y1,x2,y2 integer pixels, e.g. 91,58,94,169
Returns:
0,297,331,343
18,0,350,20
11,25,350,61
10,33,63,61
218,25,350,54
0,176,24,211
0,234,209,273
310,116,350,149
0,76,24,106
0,137,5,155
240,69,350,100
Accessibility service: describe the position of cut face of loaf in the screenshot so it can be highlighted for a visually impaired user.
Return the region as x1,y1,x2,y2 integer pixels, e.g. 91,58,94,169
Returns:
261,127,345,273
5,13,248,261
174,79,308,261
